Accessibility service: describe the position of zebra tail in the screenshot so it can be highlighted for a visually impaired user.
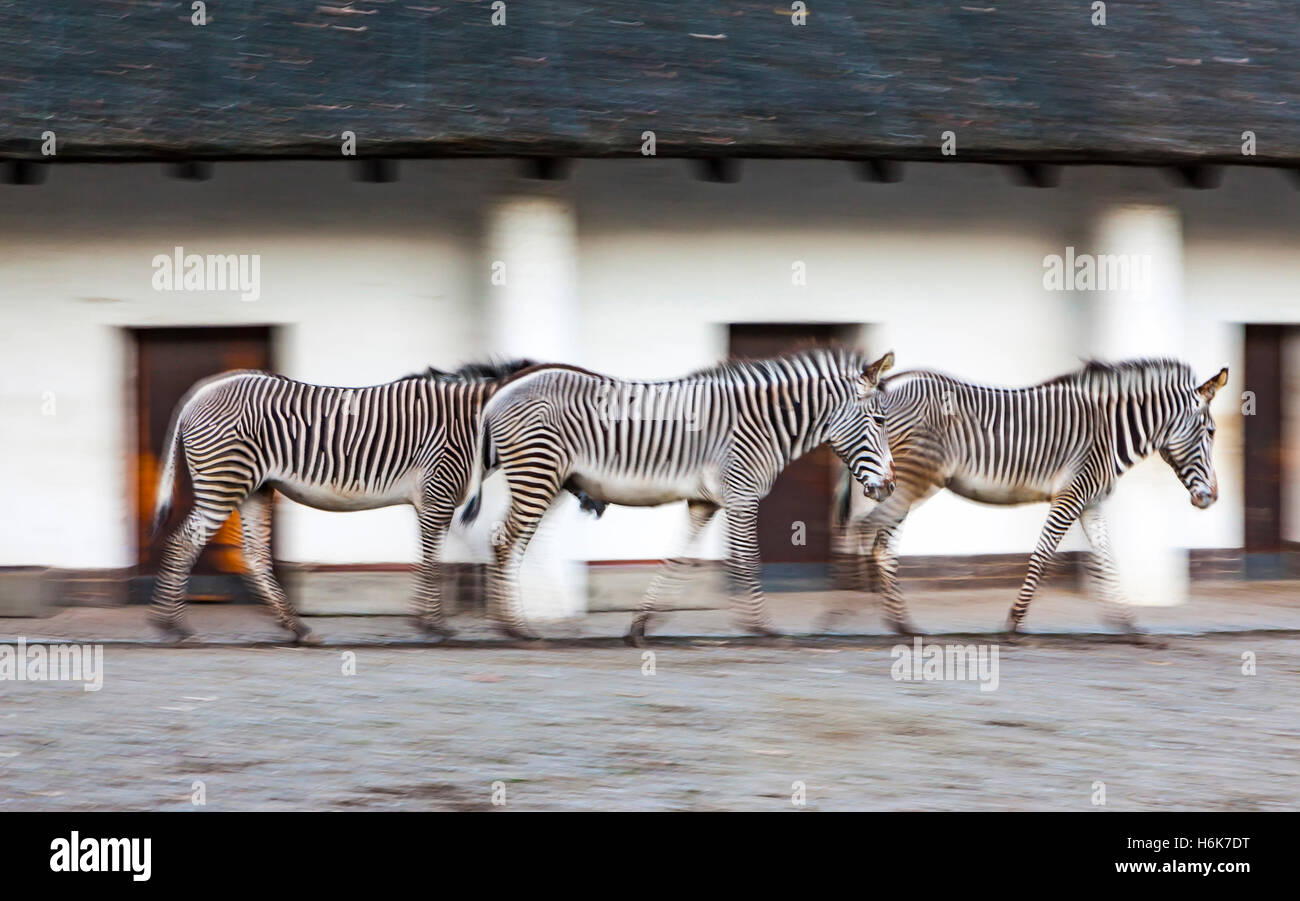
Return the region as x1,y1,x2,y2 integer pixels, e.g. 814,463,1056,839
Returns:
459,418,496,526
150,409,184,540
460,491,481,526
832,468,853,529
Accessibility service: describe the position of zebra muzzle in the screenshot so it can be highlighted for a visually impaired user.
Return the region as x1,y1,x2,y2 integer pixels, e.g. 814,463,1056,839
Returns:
864,479,896,501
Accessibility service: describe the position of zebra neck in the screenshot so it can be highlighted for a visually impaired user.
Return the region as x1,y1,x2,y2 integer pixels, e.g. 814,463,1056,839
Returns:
790,389,839,460
1111,396,1163,475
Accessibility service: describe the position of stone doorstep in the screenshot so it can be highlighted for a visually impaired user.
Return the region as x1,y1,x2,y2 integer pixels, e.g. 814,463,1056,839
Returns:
4,563,732,617
285,570,415,617
586,562,729,612
0,568,52,618
0,568,136,616
284,564,730,616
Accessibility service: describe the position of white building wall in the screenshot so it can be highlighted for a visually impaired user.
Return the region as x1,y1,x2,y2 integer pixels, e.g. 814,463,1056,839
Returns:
1,160,1296,569
0,162,493,568
575,161,1086,561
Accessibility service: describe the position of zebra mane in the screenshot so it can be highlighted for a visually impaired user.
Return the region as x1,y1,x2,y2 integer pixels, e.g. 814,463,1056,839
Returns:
887,357,1196,393
691,344,873,380
414,358,539,383
1057,357,1195,389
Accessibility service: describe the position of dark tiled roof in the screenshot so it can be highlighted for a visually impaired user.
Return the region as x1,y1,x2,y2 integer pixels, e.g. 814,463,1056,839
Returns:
5,1,1297,164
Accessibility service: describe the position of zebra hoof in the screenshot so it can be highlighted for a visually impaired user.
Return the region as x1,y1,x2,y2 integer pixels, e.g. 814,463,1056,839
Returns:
885,618,920,636
743,622,783,639
1129,632,1167,649
496,624,541,642
149,614,196,644
625,617,649,647
294,630,323,647
414,616,458,641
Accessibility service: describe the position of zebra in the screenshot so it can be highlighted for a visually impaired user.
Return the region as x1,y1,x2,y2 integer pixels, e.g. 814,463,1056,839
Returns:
830,358,1229,636
460,347,898,642
146,359,536,644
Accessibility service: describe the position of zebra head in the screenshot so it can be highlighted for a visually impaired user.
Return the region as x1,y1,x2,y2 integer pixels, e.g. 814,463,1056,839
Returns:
1159,366,1229,509
826,351,896,501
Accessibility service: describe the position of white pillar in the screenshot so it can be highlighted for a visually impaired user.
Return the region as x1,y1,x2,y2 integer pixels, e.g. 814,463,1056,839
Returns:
1086,204,1188,606
479,194,587,621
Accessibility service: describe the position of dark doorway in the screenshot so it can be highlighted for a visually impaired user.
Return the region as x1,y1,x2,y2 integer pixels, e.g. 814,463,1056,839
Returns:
131,326,274,600
1242,324,1299,577
728,323,860,587
1243,325,1282,554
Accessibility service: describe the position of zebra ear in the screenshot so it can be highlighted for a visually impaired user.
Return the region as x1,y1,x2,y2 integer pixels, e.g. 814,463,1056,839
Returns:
863,351,895,386
1197,367,1228,401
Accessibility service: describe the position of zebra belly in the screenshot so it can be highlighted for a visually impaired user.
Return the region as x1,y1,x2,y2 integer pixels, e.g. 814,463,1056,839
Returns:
269,473,419,512
567,470,710,507
945,473,1051,506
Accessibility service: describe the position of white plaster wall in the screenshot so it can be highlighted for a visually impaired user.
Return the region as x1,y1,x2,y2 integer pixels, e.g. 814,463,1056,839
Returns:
0,162,494,568
1,160,1295,569
567,162,1298,562
574,160,1088,561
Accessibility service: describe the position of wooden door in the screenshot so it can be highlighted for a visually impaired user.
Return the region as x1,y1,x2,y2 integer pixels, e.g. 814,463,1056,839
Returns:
727,323,857,570
1244,324,1283,554
133,327,273,589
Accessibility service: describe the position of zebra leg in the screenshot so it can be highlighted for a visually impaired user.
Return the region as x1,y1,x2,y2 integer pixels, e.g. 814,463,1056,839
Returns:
148,483,242,642
487,467,565,641
720,494,780,636
829,515,865,590
818,517,879,631
239,488,318,645
1005,493,1087,633
857,519,882,594
412,485,457,640
1078,504,1149,639
873,523,921,635
820,488,917,634
627,500,719,646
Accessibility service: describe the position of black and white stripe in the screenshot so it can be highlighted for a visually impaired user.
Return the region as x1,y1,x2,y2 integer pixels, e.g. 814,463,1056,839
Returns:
835,358,1228,635
147,359,535,642
463,347,897,641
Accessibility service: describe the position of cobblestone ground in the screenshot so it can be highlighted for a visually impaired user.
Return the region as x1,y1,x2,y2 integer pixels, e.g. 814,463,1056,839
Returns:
2,632,1297,810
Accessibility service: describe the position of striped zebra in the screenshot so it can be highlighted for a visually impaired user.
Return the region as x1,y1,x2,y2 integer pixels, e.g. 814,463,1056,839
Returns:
147,359,535,643
831,358,1229,636
461,347,898,642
